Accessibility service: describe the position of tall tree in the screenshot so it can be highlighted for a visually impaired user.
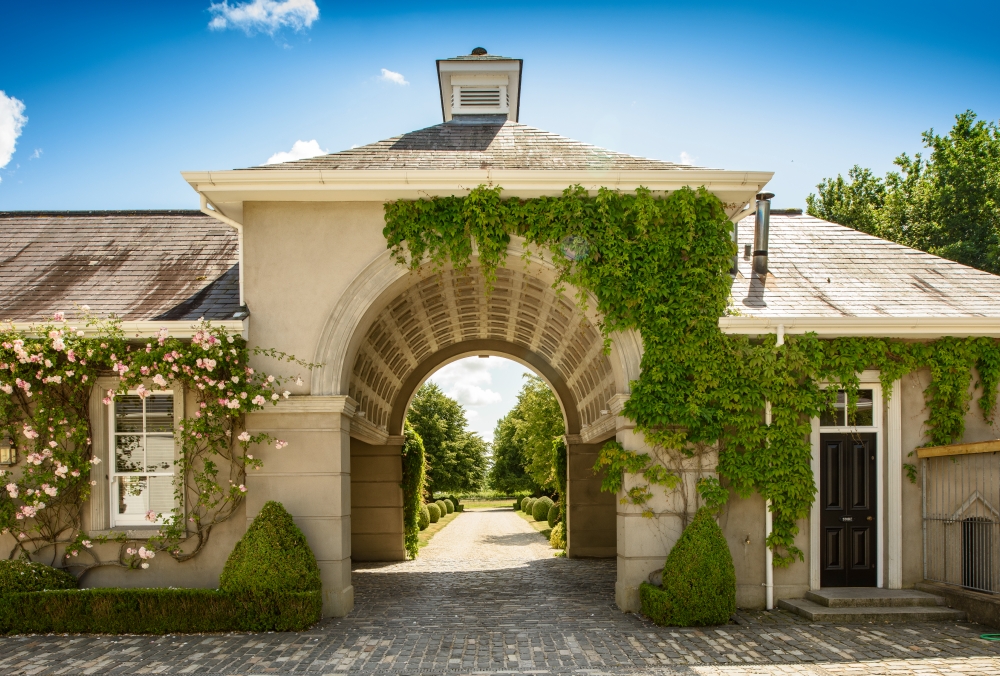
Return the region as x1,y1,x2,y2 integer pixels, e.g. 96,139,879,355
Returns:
406,383,486,494
807,111,1000,274
487,374,565,494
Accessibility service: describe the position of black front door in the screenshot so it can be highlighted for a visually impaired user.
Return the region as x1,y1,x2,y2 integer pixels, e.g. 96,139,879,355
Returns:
820,433,877,587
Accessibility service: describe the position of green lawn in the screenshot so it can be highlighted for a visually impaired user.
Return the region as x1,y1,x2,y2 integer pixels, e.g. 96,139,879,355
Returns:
460,499,516,510
418,509,461,549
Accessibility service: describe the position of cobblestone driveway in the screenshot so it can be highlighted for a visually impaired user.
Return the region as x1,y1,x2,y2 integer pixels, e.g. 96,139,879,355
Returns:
2,507,1000,675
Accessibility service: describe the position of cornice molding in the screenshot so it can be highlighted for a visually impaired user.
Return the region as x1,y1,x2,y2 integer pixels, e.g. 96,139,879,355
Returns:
719,316,1000,338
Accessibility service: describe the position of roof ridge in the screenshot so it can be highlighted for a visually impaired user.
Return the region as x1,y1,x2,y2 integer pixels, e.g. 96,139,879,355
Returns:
0,210,207,217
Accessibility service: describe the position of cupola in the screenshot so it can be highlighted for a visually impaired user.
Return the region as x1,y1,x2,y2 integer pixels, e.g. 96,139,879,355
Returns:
436,48,523,123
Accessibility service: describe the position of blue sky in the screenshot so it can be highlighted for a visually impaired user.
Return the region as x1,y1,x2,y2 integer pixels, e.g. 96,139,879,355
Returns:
2,1,999,212
427,357,532,443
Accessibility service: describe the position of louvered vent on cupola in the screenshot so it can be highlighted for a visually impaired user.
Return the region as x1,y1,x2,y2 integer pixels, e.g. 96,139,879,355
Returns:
437,49,523,122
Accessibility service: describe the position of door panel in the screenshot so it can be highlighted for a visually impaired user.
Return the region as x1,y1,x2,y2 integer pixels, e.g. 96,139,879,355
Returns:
821,433,878,587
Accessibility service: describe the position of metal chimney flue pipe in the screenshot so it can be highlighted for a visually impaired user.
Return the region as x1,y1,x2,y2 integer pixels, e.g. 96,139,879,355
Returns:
753,192,774,276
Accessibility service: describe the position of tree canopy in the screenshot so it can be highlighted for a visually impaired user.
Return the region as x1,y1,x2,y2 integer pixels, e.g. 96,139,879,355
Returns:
487,374,565,494
405,382,487,494
807,110,1000,275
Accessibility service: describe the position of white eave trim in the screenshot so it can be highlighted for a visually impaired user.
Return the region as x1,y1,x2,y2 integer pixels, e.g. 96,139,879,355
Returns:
8,320,247,340
181,168,774,211
719,316,1000,338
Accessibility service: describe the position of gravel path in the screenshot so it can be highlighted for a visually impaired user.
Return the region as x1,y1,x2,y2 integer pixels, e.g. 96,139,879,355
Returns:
2,508,1000,674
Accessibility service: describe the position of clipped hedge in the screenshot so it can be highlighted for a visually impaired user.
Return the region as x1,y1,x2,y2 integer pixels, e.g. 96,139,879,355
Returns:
443,498,454,514
418,504,431,530
640,508,736,627
427,502,441,523
0,588,320,634
0,560,77,594
520,496,532,512
512,500,521,511
220,501,321,594
532,497,553,521
547,502,560,528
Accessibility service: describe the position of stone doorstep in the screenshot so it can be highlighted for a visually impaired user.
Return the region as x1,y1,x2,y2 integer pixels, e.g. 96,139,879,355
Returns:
805,587,948,608
778,598,966,623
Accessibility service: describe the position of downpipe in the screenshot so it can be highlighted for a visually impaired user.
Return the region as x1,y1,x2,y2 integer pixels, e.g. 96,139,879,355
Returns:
764,323,784,611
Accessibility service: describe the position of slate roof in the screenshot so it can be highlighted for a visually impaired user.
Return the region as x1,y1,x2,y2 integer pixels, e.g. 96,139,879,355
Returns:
731,213,1000,317
0,211,240,322
243,121,701,172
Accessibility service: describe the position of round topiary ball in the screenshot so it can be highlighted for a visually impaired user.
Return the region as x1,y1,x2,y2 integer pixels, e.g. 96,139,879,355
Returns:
0,560,77,594
443,499,454,514
418,504,431,530
427,502,441,523
640,507,736,627
520,496,532,512
549,521,566,549
547,502,560,527
435,499,447,516
524,498,535,515
532,497,553,521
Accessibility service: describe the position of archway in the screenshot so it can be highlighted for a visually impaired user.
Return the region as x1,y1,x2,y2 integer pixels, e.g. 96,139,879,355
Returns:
337,256,622,563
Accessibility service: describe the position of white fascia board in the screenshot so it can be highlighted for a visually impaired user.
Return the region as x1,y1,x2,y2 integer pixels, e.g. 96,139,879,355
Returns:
8,320,247,340
181,169,775,221
719,316,1000,338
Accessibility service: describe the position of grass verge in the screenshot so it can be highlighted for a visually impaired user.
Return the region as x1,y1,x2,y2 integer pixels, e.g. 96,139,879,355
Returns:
516,509,553,541
418,509,462,549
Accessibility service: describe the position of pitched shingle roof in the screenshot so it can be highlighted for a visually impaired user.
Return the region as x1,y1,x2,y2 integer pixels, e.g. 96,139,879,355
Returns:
0,211,240,322
243,121,701,172
731,213,1000,317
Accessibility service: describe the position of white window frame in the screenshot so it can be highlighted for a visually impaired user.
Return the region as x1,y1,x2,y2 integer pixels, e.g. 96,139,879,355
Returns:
810,370,886,589
108,388,183,528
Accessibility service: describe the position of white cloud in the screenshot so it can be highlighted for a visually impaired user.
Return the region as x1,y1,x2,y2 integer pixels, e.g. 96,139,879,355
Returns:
30,148,42,159
679,151,695,165
264,139,326,165
431,358,503,407
379,68,408,86
208,0,319,35
0,91,27,182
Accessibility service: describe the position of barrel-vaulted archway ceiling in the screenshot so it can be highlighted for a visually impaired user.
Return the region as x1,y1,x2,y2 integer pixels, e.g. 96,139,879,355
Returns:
348,266,615,434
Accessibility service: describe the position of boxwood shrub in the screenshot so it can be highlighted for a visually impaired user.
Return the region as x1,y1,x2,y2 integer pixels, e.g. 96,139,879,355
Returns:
520,496,532,512
547,502,560,527
427,502,441,523
640,507,736,627
435,499,447,516
512,500,521,511
524,498,535,514
418,504,431,530
443,498,454,514
0,560,77,594
220,500,321,594
0,588,320,634
549,521,566,549
531,496,553,521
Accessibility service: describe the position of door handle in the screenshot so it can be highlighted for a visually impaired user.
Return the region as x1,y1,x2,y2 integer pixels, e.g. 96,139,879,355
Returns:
867,516,873,521
840,516,853,522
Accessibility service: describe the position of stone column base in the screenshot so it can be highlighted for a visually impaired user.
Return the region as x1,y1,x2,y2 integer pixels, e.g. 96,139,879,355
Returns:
324,584,355,617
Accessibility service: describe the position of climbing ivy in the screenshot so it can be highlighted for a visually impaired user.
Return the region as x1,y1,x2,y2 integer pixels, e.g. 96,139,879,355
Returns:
384,185,1000,567
400,420,426,559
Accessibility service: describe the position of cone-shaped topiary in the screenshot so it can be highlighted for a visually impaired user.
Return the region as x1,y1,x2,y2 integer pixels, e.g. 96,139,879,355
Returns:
418,504,431,530
549,521,566,549
427,502,441,523
532,496,553,521
0,560,78,594
547,502,560,527
520,496,532,512
443,498,454,514
219,501,321,594
640,507,736,626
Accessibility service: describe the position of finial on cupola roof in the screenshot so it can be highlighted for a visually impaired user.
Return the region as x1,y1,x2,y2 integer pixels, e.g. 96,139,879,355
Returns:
436,48,523,123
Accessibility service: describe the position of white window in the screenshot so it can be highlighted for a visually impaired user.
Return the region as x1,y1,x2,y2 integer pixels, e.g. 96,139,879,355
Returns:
110,392,178,527
819,388,879,430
